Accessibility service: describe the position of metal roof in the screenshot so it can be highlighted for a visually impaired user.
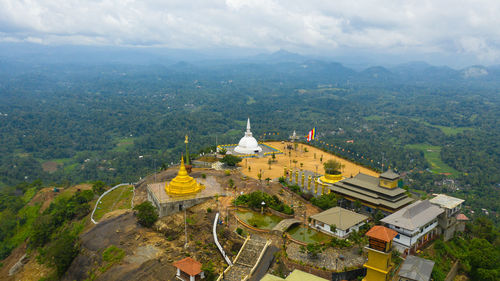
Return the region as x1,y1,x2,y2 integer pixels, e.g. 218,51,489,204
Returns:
379,169,400,180
399,255,435,281
310,207,368,230
381,200,444,230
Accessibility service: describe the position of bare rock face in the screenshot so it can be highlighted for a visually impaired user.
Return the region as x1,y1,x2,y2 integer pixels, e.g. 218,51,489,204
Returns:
62,211,174,281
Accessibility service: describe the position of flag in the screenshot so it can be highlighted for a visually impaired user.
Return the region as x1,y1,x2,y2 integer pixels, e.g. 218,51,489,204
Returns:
306,127,316,142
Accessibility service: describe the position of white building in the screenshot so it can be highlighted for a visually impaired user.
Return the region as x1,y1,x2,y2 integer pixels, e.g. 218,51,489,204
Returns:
234,118,262,154
429,194,467,241
310,207,369,238
381,200,443,255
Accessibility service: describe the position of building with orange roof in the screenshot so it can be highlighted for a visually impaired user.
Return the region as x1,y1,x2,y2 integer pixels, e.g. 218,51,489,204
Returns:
172,257,204,281
363,226,398,281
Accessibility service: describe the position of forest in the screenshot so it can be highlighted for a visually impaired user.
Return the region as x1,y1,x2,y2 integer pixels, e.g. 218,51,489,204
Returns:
0,59,498,227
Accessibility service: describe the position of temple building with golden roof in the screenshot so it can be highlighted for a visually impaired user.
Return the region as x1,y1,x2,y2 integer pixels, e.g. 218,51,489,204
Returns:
146,155,223,217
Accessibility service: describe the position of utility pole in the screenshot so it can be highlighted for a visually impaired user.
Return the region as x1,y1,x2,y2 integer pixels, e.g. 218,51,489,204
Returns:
184,208,188,248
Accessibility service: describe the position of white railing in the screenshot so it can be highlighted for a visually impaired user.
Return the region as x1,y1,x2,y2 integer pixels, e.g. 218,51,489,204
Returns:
91,183,133,224
213,212,233,266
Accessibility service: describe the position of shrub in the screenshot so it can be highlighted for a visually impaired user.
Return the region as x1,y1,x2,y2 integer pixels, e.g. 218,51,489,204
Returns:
207,207,212,213
133,202,158,227
236,228,243,235
323,159,343,174
92,181,107,195
221,155,242,167
201,173,207,179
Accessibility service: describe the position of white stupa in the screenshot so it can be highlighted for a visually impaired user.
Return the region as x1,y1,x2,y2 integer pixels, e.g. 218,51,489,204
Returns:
234,118,262,154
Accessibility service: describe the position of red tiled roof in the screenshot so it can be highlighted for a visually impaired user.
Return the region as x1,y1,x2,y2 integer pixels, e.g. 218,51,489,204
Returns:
365,225,398,242
172,257,202,276
456,213,469,221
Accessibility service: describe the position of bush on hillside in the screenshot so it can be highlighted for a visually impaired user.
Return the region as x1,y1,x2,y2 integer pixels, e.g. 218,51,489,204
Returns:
133,201,158,227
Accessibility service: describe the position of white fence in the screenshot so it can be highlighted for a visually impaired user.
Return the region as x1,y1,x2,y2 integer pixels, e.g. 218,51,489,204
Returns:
213,213,233,266
90,183,134,224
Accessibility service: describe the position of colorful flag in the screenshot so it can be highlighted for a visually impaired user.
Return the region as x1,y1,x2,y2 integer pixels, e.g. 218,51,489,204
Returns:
306,127,316,142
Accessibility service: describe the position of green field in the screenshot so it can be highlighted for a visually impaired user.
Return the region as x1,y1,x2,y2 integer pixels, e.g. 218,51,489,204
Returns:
93,185,134,220
112,137,135,152
246,96,256,105
363,115,385,121
411,118,474,136
406,144,459,177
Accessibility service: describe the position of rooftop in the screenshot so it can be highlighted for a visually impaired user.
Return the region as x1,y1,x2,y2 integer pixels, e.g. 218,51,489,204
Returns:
365,225,398,242
381,200,444,231
261,269,329,281
172,257,202,276
332,173,413,211
456,213,469,221
429,194,465,209
398,255,435,281
379,169,400,180
310,207,368,230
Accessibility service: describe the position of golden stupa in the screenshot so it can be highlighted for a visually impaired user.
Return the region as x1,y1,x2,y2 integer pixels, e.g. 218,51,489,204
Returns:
318,172,343,185
165,156,204,196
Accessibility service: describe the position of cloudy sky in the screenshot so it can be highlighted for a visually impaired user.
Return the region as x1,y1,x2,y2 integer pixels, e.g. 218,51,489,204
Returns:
1,0,499,65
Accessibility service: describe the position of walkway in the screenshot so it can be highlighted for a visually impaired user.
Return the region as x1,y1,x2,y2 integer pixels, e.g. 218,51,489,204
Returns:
218,236,269,281
271,218,301,235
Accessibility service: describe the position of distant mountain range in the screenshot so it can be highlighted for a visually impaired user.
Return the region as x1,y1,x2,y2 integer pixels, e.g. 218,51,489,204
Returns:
1,43,500,88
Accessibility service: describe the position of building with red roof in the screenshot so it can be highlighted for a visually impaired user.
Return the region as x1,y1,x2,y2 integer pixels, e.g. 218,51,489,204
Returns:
173,257,204,281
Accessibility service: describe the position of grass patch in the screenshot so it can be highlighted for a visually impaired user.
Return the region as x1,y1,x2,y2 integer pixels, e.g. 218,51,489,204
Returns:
8,204,41,246
411,118,474,136
112,137,135,152
406,144,459,177
100,245,125,273
93,185,134,220
235,120,246,127
246,96,256,105
22,187,38,203
363,115,385,121
432,125,474,136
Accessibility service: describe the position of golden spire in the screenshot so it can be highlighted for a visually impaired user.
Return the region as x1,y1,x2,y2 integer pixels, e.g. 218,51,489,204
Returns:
165,155,204,196
185,135,189,144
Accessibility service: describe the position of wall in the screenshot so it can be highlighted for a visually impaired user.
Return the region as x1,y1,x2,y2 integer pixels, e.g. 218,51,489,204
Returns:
444,261,460,281
147,187,211,217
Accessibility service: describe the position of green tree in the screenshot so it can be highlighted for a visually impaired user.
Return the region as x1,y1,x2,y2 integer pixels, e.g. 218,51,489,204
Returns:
221,155,242,167
92,181,107,195
323,159,343,174
330,224,337,234
133,202,158,228
468,238,500,281
45,230,80,277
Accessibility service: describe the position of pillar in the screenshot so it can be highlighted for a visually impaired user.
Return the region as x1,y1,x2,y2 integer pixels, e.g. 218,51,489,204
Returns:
307,176,312,191
321,184,325,195
284,167,288,178
301,173,305,188
289,168,293,182
295,171,298,184
314,180,318,194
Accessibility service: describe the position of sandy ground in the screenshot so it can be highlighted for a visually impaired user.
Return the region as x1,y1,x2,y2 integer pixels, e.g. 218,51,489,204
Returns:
240,141,379,180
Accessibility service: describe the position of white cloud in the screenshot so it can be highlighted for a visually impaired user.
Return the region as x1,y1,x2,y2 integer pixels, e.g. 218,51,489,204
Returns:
0,0,500,63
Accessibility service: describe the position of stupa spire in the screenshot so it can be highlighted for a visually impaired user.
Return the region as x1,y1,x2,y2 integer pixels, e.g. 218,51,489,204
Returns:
246,118,251,132
165,154,204,195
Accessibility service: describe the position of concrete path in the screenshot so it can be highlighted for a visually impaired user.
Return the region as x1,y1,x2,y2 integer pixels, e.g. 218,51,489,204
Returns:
249,245,279,281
